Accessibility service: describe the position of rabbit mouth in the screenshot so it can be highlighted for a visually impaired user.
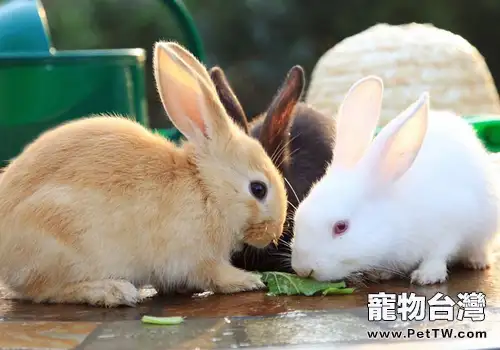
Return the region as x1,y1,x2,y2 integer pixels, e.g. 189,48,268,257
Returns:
243,221,282,248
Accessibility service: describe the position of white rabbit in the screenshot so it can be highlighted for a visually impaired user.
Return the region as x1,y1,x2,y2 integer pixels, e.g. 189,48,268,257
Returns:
291,76,500,285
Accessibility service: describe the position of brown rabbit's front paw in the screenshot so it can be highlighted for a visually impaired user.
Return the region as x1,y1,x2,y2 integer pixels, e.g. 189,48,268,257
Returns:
214,269,265,294
98,280,141,307
47,279,141,307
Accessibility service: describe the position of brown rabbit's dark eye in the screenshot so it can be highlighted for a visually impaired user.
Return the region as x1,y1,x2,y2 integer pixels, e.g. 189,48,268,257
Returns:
333,220,349,237
250,181,268,200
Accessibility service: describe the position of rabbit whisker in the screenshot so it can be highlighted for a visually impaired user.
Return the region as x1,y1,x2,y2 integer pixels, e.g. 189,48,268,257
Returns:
286,146,301,160
280,262,293,271
346,273,369,288
287,201,297,211
373,264,406,278
286,212,296,221
277,238,292,249
270,139,286,165
272,133,300,166
275,146,300,170
276,243,291,251
362,264,406,281
284,177,300,206
271,137,290,163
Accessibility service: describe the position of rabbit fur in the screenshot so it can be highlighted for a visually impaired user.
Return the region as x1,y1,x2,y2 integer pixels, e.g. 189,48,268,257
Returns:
292,76,500,285
209,66,335,272
0,42,288,307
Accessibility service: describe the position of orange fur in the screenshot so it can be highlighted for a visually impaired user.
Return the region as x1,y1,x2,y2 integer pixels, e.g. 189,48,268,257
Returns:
0,42,287,307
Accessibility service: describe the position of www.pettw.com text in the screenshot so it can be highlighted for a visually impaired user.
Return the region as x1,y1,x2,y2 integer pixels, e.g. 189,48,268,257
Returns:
367,328,487,340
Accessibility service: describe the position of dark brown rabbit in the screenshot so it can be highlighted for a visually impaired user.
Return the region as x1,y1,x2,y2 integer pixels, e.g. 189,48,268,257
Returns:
209,65,336,272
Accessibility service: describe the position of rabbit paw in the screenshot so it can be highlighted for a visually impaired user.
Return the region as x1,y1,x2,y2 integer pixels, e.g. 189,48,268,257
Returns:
217,272,264,294
463,250,491,270
212,264,265,294
48,279,141,307
410,260,448,285
465,260,490,270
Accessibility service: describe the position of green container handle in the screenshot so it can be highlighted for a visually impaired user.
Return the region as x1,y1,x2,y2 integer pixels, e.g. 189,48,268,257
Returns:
161,0,205,62
155,0,205,139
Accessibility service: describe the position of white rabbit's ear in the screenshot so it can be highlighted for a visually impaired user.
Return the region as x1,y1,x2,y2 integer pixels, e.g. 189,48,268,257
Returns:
364,92,430,187
331,76,384,169
153,41,234,146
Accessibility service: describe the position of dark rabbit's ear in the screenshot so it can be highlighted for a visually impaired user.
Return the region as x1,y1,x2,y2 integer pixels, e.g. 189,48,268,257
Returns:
259,65,305,170
209,66,250,134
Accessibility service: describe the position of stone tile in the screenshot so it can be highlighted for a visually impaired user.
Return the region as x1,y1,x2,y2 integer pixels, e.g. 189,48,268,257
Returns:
0,321,99,349
78,308,500,349
79,319,224,350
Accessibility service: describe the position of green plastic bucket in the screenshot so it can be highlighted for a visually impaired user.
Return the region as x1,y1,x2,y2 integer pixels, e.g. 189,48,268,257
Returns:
463,115,500,153
0,49,147,165
0,0,206,165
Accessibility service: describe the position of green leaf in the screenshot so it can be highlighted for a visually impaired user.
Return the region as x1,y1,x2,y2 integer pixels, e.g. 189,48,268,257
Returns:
141,316,185,325
260,272,354,296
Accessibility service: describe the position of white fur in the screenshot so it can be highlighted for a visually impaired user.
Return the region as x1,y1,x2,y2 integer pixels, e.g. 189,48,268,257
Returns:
291,77,500,284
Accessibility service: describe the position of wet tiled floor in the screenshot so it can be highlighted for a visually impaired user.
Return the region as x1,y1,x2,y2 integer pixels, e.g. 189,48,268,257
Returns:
0,256,499,349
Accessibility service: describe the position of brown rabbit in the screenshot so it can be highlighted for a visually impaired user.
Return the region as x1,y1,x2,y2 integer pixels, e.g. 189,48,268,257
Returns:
0,42,287,307
209,66,335,273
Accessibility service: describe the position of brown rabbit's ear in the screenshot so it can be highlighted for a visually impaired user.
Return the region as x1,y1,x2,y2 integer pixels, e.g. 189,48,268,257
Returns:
259,65,305,169
165,41,213,88
209,66,250,134
153,41,233,146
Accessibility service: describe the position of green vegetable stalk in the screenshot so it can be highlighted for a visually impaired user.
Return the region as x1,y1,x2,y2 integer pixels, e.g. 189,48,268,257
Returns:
141,315,185,325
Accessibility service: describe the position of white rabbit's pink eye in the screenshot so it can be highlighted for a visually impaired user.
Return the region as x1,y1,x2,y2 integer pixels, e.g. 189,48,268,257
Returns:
333,220,349,236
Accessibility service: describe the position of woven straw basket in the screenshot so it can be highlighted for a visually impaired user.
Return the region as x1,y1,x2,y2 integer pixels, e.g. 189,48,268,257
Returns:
305,23,500,126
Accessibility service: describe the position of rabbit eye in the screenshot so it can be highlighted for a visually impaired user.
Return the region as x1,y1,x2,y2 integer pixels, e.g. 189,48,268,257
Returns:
249,181,268,200
333,220,349,236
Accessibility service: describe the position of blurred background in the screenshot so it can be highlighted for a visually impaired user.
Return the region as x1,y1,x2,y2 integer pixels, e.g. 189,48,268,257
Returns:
41,0,500,128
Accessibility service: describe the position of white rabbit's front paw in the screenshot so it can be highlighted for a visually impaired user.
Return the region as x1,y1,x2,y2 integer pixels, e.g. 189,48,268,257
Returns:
410,260,448,285
463,250,491,270
465,259,490,270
